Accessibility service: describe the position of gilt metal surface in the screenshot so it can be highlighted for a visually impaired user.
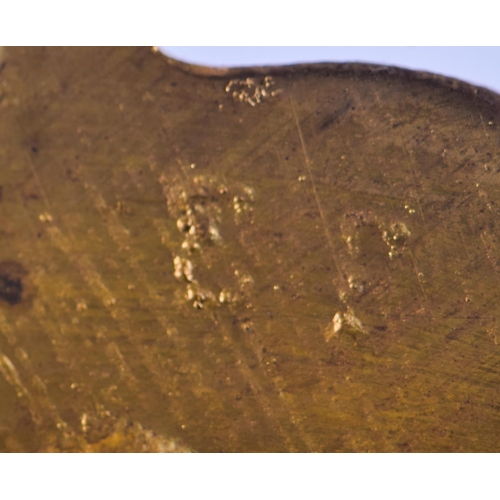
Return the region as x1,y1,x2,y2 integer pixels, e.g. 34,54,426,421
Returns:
0,47,499,451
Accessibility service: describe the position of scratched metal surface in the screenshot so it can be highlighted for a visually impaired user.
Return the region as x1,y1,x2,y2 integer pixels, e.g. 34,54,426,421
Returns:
0,47,499,452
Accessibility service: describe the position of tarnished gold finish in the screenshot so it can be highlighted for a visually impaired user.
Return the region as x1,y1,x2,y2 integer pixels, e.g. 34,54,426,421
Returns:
0,47,499,452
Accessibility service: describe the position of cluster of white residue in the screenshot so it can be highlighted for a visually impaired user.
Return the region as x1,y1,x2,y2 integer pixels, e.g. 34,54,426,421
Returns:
381,221,411,259
159,166,256,310
225,76,281,107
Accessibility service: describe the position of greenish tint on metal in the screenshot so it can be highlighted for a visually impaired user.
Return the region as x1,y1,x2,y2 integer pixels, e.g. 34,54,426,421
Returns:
0,47,499,452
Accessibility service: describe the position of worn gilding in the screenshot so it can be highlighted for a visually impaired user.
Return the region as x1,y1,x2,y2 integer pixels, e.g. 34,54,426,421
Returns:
0,47,499,451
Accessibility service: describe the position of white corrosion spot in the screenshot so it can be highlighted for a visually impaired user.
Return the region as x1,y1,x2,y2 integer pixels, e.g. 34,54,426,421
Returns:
324,312,343,341
76,300,87,312
235,269,254,286
81,412,88,432
185,285,195,301
218,289,234,304
173,256,183,279
173,256,195,282
209,222,222,243
104,297,116,307
243,186,255,201
39,212,53,223
344,308,367,334
333,312,343,333
347,275,364,294
181,240,201,252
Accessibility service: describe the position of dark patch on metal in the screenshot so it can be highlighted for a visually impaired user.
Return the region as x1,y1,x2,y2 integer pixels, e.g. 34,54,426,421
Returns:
0,261,28,305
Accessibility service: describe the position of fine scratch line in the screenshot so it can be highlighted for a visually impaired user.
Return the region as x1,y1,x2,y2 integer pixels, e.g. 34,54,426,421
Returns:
400,139,426,225
292,102,347,293
0,351,42,426
26,154,51,211
407,248,428,301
